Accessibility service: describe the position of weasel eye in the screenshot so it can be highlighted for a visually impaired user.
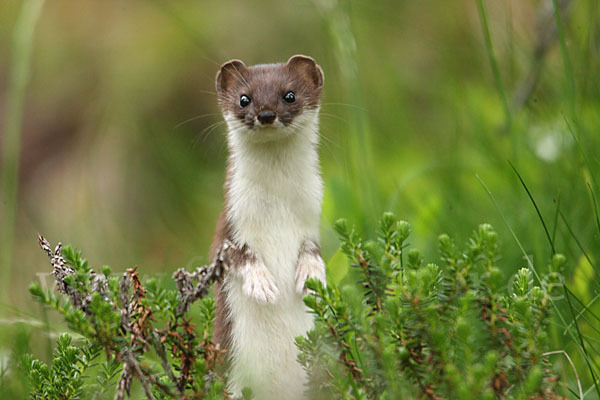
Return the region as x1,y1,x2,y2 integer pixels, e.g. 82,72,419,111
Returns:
283,91,295,104
239,95,251,108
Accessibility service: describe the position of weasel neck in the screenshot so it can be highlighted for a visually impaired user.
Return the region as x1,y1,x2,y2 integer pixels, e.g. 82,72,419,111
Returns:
224,120,323,248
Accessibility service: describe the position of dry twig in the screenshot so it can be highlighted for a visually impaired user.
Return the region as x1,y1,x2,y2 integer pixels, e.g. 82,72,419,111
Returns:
173,239,234,315
38,234,108,312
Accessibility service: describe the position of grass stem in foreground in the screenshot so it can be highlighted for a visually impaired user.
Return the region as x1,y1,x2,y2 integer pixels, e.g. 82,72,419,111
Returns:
0,0,45,301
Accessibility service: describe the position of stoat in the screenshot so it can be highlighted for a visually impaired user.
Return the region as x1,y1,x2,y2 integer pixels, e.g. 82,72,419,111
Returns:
210,55,326,399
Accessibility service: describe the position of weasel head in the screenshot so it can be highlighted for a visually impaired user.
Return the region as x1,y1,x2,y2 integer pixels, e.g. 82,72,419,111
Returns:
216,55,324,143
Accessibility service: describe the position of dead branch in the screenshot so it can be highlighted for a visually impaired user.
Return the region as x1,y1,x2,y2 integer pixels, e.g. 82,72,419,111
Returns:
38,234,108,312
172,239,234,315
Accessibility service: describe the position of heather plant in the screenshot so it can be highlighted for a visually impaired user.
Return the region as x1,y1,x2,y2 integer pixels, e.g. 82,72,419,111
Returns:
26,236,234,400
25,213,567,399
298,213,565,399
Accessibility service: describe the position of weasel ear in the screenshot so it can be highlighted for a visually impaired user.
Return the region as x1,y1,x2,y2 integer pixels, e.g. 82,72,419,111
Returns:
287,55,324,89
216,60,248,94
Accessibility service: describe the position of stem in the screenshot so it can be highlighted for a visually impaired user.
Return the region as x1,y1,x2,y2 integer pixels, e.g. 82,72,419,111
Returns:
150,329,183,398
124,349,156,400
475,0,511,131
551,0,576,117
1,0,45,300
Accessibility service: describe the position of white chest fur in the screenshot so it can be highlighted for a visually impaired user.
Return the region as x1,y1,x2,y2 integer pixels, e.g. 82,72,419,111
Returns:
223,113,323,399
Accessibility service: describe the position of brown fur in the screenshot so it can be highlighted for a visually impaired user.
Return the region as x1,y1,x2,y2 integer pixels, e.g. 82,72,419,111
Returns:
297,240,321,260
215,55,323,129
211,212,233,349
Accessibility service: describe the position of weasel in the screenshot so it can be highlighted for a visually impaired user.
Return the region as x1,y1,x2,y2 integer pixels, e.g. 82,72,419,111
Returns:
210,55,326,399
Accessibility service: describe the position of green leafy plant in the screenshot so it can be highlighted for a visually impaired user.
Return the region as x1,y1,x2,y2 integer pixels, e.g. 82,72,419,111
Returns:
26,236,232,400
25,214,569,399
23,333,100,400
297,212,567,399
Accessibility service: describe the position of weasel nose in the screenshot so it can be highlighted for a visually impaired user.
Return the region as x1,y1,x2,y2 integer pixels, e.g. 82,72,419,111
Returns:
257,111,276,125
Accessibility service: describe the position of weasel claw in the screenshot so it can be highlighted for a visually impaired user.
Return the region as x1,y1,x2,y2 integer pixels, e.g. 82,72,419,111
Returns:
295,255,326,295
242,262,280,303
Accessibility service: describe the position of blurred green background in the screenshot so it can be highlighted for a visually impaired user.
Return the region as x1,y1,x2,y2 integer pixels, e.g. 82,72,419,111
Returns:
1,0,599,397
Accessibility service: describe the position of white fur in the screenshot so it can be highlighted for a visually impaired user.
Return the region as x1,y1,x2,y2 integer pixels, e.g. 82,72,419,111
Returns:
295,243,327,295
223,110,324,399
239,251,280,303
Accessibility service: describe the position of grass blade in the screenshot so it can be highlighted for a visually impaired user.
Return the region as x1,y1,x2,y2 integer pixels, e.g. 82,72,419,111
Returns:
558,210,600,289
562,291,600,330
551,0,576,117
565,115,598,192
477,175,600,382
588,182,600,239
475,0,511,130
552,196,560,245
504,163,600,394
563,287,600,398
509,160,556,254
476,175,543,284
0,0,45,302
543,350,583,399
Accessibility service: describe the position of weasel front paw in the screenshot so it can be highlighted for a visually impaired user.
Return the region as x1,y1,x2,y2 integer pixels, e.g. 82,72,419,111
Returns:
295,254,326,295
241,261,280,304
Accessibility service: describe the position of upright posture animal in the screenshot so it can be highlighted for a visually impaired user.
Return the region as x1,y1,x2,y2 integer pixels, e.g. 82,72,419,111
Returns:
210,55,327,399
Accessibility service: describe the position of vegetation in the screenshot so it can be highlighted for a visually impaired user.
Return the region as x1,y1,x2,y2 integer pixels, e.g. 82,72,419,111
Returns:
26,236,230,399
299,214,568,399
23,214,568,399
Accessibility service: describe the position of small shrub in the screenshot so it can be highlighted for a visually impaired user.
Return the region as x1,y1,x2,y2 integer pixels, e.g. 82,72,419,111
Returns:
297,213,565,399
25,214,565,399
27,236,231,399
